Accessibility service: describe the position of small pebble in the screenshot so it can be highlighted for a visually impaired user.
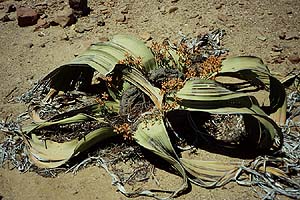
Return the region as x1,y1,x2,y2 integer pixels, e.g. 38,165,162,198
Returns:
24,42,34,48
98,37,109,42
97,16,105,26
226,23,235,27
120,5,129,14
7,4,16,13
215,3,223,9
217,14,227,22
271,45,283,52
168,6,178,13
257,36,267,41
40,43,46,48
140,32,152,41
159,6,166,14
288,55,300,64
188,14,199,19
285,32,299,40
279,32,286,40
0,14,11,22
116,14,126,23
38,32,46,37
279,32,299,40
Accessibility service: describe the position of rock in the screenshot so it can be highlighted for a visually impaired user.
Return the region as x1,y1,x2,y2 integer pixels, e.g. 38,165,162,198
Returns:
8,12,16,21
97,16,105,26
74,25,85,33
120,5,129,14
98,37,109,42
257,36,267,41
270,51,281,57
171,0,179,3
99,5,109,14
215,3,223,9
90,15,105,26
279,32,286,40
7,4,16,13
226,23,235,27
140,32,152,41
69,0,89,16
271,55,286,64
40,14,47,19
285,32,299,40
52,8,76,27
168,6,178,13
40,43,46,48
217,14,227,22
188,14,199,19
279,32,299,40
35,1,48,7
35,5,48,16
60,32,69,41
74,23,93,33
16,7,39,27
0,13,13,22
288,55,300,64
35,18,50,30
159,6,166,14
271,45,283,52
115,14,126,23
37,32,46,37
24,42,34,48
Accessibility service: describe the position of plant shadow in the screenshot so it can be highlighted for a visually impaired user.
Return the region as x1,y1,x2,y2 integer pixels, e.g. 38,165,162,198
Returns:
166,110,265,159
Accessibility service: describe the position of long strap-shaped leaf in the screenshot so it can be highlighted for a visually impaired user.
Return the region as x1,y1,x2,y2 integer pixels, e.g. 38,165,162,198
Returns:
23,114,116,168
180,158,241,188
175,79,283,151
36,35,163,107
133,118,189,198
110,34,157,72
217,56,286,117
133,118,246,197
220,56,270,74
43,34,156,86
123,67,163,109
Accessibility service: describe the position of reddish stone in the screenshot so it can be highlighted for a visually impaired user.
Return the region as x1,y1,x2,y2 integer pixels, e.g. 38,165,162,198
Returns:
17,7,38,27
288,55,300,64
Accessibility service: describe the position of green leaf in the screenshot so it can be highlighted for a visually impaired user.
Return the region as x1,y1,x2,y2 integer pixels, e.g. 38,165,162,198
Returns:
180,158,241,188
175,79,283,151
110,34,157,72
123,67,163,109
23,114,116,168
133,117,245,192
217,56,286,117
38,34,156,92
220,56,270,74
133,118,189,198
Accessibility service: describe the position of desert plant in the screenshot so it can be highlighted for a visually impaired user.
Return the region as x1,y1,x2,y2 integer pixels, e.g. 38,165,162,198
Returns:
19,34,287,198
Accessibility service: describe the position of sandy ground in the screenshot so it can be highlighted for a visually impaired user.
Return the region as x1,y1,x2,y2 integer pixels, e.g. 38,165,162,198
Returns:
0,0,299,199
